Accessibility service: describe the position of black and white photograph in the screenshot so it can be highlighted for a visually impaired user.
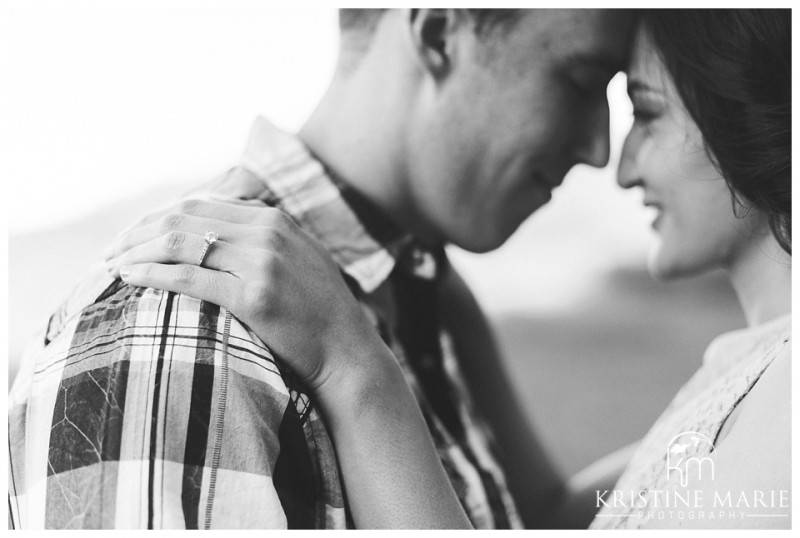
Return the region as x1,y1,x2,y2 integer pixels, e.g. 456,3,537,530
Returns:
4,3,793,530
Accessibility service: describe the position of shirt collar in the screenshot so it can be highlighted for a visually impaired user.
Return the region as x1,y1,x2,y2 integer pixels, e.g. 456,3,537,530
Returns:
703,312,791,369
238,117,440,293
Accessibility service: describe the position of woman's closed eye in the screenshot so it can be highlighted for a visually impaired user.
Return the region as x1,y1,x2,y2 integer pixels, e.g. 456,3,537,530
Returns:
632,106,659,122
629,89,666,124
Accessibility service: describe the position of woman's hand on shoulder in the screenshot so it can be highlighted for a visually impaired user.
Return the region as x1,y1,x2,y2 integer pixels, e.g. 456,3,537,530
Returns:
103,197,389,401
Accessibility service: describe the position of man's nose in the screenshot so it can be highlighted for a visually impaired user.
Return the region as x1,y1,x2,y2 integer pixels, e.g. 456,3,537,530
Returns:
574,102,611,169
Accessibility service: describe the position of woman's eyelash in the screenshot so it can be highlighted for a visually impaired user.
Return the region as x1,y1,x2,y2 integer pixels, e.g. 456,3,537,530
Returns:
633,108,658,121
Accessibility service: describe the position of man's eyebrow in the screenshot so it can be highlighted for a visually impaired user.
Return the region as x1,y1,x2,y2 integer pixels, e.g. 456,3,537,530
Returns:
565,51,624,73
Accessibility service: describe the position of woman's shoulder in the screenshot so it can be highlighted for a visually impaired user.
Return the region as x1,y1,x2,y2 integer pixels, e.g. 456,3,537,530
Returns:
640,343,790,530
710,321,790,462
709,339,790,488
729,336,790,440
702,312,790,370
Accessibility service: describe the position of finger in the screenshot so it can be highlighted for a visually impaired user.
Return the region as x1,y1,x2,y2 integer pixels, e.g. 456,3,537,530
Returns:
210,166,269,200
205,196,268,207
183,166,268,201
104,213,265,261
106,230,247,278
135,198,280,229
118,262,239,311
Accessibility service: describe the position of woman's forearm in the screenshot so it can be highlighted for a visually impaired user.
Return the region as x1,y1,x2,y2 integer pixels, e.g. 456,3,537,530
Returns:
316,344,472,529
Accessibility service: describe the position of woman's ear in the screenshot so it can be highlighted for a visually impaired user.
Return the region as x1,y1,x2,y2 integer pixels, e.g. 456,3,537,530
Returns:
408,9,460,79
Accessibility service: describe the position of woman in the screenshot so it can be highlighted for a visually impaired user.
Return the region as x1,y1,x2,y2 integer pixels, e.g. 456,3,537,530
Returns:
105,10,790,529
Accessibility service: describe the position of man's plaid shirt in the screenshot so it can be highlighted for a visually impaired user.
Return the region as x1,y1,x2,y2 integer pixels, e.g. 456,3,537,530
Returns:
8,118,522,529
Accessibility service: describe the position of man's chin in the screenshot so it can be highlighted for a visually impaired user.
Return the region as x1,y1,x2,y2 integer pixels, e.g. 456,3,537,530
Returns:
451,227,517,254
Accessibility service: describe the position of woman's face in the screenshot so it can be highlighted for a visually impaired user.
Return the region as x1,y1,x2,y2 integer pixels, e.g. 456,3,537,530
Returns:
618,26,765,280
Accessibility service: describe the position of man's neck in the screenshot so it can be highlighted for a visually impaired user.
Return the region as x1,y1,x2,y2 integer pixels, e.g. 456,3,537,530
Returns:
297,21,443,250
298,80,405,211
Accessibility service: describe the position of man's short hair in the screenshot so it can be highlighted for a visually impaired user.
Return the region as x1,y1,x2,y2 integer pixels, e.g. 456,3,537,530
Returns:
338,9,523,53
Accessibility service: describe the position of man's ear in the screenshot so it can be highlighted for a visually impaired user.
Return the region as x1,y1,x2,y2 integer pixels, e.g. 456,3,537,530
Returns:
408,9,461,79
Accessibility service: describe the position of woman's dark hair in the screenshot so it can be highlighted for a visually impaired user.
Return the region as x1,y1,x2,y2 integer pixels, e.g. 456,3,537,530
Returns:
642,9,791,254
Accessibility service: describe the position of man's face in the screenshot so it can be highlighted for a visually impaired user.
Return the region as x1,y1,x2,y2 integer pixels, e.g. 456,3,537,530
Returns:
406,9,634,252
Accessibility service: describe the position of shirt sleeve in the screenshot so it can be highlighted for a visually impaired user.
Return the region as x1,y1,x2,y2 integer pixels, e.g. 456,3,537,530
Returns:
8,281,342,529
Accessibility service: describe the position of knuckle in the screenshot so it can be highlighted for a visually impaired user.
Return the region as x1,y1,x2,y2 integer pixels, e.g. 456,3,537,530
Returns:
179,199,201,215
274,215,299,240
163,231,186,253
272,209,292,229
141,263,154,280
256,251,279,274
159,213,184,233
255,228,273,247
242,279,274,313
133,213,151,229
176,265,197,287
260,228,285,251
256,206,281,226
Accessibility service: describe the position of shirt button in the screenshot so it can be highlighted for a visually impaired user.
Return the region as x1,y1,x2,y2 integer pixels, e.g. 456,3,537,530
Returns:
410,248,436,279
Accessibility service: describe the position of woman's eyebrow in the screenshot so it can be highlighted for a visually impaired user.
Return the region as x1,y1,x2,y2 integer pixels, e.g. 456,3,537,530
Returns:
627,78,662,96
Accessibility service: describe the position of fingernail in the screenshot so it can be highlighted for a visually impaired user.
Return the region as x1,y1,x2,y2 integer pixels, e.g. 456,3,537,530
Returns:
119,267,131,279
102,245,113,259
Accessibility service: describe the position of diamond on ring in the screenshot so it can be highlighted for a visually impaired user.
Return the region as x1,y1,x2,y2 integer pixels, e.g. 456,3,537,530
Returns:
197,231,219,267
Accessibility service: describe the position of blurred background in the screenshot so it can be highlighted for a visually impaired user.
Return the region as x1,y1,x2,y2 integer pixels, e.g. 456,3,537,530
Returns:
4,5,746,478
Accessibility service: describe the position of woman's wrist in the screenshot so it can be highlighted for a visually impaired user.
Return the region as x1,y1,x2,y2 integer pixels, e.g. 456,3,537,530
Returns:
312,334,404,427
309,333,473,529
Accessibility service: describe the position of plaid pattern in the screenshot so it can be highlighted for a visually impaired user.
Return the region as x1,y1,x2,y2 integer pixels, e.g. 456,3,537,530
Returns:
8,117,521,529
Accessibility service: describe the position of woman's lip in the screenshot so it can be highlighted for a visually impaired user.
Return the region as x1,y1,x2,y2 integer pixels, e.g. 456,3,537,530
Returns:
652,212,662,230
650,207,664,230
644,202,662,229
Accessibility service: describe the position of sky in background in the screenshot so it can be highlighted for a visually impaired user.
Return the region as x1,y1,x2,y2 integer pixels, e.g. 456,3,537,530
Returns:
4,6,339,234
3,5,656,316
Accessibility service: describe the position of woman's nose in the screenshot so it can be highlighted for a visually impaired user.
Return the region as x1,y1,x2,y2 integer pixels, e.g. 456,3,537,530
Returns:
617,130,643,189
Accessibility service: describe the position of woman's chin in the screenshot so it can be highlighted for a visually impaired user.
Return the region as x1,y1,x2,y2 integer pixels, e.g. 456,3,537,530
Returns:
647,250,704,282
647,261,676,282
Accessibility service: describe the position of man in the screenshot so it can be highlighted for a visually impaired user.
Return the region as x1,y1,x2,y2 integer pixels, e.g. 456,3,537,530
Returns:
8,9,634,529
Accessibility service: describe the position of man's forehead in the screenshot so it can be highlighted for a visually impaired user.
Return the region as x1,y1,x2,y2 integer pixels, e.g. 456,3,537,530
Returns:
516,9,635,71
